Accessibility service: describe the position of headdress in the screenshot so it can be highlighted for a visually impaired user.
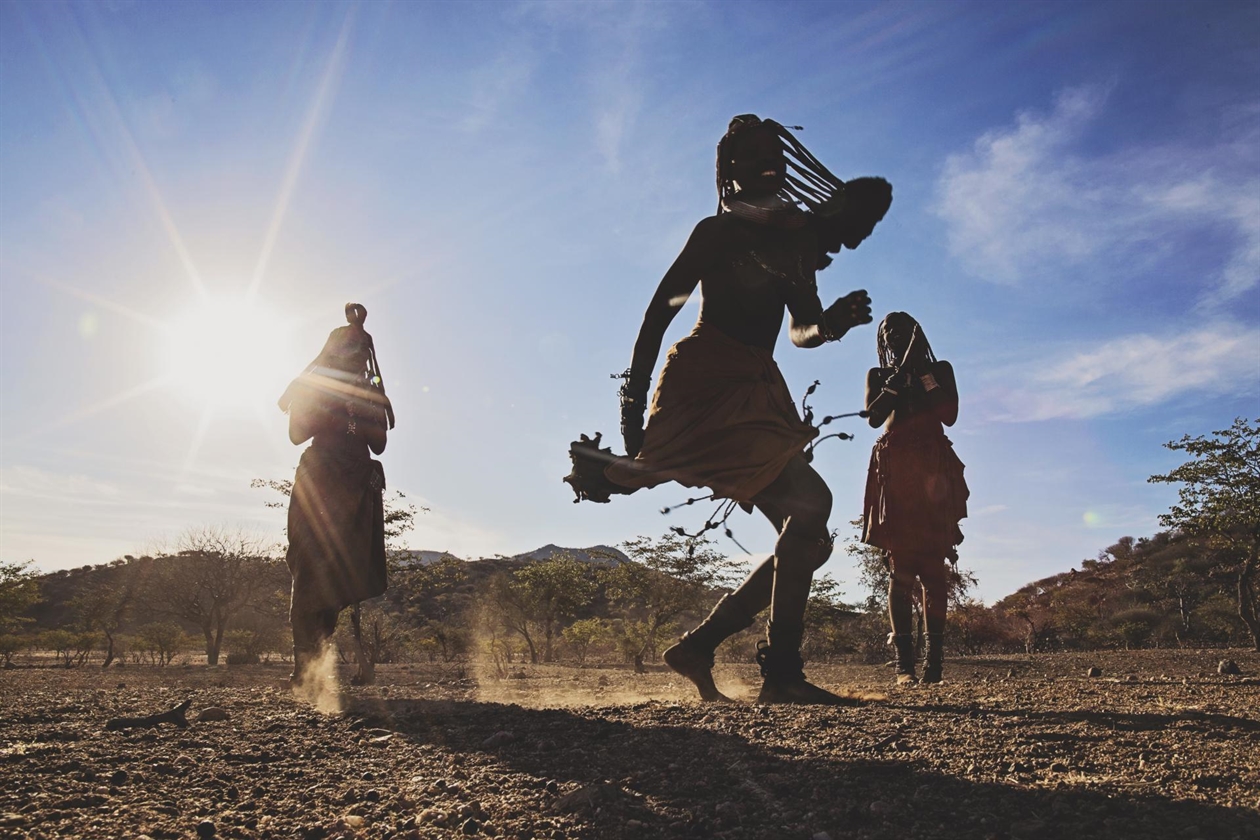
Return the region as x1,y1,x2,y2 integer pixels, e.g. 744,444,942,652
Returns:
278,303,395,429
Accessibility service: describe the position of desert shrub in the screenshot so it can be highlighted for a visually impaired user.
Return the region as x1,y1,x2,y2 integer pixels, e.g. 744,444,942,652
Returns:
224,629,268,665
0,633,24,667
562,618,613,665
1193,593,1252,647
1108,608,1167,649
40,629,96,667
134,622,186,666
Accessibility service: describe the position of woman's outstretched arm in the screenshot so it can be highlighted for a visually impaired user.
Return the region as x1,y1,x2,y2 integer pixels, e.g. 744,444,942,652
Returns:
621,218,716,455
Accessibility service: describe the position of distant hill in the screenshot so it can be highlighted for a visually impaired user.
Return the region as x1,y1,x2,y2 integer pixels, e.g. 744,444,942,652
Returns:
502,544,628,566
394,544,629,568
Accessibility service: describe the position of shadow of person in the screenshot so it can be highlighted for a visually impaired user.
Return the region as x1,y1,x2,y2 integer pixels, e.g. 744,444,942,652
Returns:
343,696,1259,839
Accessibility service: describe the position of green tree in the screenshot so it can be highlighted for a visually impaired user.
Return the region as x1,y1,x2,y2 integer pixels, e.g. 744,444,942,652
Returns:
605,534,740,672
1150,418,1260,649
511,554,594,664
563,617,612,664
0,560,41,633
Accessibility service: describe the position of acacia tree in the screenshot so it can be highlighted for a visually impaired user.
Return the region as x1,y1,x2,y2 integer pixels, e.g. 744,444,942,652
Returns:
397,555,467,661
145,527,278,665
69,580,132,668
1150,417,1260,649
605,534,740,672
483,555,598,664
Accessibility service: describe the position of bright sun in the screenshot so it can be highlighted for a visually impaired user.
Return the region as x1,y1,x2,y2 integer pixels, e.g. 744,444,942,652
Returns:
164,295,298,411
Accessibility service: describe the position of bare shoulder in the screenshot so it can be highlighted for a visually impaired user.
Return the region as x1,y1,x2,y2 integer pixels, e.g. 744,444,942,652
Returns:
868,366,892,384
930,360,956,388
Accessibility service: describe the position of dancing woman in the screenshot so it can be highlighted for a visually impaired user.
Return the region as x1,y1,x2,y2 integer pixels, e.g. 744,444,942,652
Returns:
567,115,891,703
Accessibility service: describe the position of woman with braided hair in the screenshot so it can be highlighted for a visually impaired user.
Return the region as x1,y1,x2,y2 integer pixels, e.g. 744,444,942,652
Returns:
566,115,891,704
279,303,395,687
862,312,968,685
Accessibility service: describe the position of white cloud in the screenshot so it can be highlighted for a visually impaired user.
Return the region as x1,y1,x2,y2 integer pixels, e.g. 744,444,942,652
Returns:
935,84,1260,306
0,465,122,502
983,321,1260,422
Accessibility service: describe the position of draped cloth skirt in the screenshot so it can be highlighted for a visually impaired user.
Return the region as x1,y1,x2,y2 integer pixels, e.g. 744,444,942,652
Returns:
286,444,387,620
862,422,968,556
604,322,817,503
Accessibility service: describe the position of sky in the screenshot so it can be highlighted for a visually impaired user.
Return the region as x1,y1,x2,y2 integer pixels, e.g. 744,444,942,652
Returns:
1,0,1257,604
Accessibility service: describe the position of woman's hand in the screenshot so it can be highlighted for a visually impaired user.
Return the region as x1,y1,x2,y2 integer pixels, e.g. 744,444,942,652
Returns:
821,289,872,340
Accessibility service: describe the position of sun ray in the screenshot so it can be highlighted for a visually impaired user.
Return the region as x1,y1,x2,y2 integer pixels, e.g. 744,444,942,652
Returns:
7,375,170,446
36,274,167,332
48,12,207,299
248,5,358,301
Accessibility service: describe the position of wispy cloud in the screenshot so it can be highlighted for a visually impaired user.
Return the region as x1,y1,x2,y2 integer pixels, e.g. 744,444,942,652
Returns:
982,321,1260,422
934,84,1260,306
525,0,667,173
0,465,122,501
459,44,538,134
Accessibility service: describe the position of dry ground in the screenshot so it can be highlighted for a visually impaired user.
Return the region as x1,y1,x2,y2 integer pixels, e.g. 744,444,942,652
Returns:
1,649,1258,840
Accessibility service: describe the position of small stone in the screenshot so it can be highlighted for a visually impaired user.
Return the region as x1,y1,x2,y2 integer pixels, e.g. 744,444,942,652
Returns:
419,809,447,826
869,801,891,816
481,730,515,748
626,820,644,829
364,789,380,802
196,707,230,722
196,820,216,839
343,815,365,829
1006,668,1016,678
369,734,393,745
461,818,480,835
1049,761,1069,773
1218,660,1241,676
1086,667,1103,678
715,802,739,820
109,769,128,786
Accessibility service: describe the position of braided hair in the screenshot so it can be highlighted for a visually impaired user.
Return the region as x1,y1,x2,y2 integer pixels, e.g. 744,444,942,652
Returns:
877,311,937,371
715,114,848,214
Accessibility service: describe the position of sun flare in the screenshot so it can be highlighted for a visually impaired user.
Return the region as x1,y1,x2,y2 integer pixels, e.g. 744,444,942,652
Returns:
163,295,299,411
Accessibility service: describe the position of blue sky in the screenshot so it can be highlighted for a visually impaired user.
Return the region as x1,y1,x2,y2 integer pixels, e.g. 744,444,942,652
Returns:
1,0,1257,603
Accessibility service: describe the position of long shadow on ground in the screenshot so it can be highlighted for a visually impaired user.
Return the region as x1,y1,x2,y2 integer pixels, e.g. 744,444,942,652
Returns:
346,697,1260,840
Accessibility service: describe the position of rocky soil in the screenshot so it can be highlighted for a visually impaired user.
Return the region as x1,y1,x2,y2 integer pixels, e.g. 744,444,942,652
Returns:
2,649,1258,840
